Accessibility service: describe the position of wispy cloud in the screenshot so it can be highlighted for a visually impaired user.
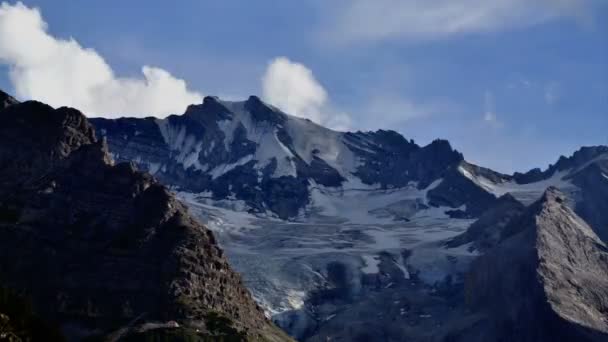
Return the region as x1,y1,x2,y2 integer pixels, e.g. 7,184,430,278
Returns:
323,0,596,44
483,91,502,127
0,2,202,117
262,56,351,130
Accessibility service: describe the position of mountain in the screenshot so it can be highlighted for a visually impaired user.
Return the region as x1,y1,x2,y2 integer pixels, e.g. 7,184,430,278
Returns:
456,147,608,240
459,187,608,341
91,96,492,220
90,94,608,340
0,95,291,341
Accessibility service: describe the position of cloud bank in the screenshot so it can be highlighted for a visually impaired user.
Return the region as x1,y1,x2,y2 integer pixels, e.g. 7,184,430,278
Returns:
262,56,351,130
327,0,593,43
0,2,202,117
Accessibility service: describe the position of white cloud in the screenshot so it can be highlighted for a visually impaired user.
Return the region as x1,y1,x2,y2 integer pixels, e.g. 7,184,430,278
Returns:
262,56,351,130
325,0,594,43
0,2,202,117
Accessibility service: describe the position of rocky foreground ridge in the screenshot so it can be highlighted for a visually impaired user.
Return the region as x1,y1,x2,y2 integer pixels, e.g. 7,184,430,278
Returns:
456,187,608,341
0,90,291,341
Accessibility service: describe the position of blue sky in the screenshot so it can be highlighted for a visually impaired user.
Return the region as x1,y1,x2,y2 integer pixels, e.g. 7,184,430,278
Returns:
0,0,606,173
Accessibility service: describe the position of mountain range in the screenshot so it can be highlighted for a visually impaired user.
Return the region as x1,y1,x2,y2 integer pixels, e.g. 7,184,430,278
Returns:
1,90,607,341
90,95,608,341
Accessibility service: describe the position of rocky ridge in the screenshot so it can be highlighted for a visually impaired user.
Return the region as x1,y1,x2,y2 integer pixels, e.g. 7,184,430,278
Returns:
91,96,485,219
0,94,291,341
460,187,608,341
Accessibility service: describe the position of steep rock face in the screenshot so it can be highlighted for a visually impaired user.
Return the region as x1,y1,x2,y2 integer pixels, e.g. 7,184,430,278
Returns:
343,131,463,189
568,159,608,241
0,101,96,195
91,96,479,219
426,163,498,217
463,188,608,342
0,97,290,341
513,146,608,184
0,89,18,109
446,193,525,252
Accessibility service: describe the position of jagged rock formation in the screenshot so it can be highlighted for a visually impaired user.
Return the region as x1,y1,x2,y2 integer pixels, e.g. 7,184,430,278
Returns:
513,146,608,183
455,148,608,242
91,96,487,219
426,163,498,217
0,96,291,341
91,95,608,223
460,187,608,342
0,90,17,109
567,156,608,241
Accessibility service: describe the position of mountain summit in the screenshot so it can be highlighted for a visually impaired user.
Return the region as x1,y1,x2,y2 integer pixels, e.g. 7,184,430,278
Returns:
462,187,608,341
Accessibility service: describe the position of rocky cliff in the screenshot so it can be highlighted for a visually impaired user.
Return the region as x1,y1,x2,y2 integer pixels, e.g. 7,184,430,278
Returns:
0,95,291,341
445,193,525,252
460,187,608,342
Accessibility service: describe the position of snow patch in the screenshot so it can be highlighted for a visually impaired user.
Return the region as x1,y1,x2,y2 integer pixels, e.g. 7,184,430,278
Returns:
395,256,410,279
307,178,444,224
155,119,206,171
458,166,576,205
209,155,254,179
218,101,298,178
285,290,306,310
148,162,161,175
286,116,358,178
361,255,380,274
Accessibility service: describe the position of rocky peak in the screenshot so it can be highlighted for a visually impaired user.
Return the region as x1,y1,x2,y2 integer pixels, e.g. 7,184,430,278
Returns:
0,89,18,109
424,138,458,155
462,187,608,341
539,185,565,204
0,91,291,341
555,146,608,171
244,95,286,124
0,101,97,194
183,96,231,122
514,145,608,184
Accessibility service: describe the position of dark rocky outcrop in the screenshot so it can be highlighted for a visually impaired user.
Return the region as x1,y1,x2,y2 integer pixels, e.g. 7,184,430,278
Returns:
513,146,608,184
568,158,608,242
459,188,608,342
0,96,291,341
344,133,463,189
427,164,498,217
0,89,18,109
446,193,525,252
